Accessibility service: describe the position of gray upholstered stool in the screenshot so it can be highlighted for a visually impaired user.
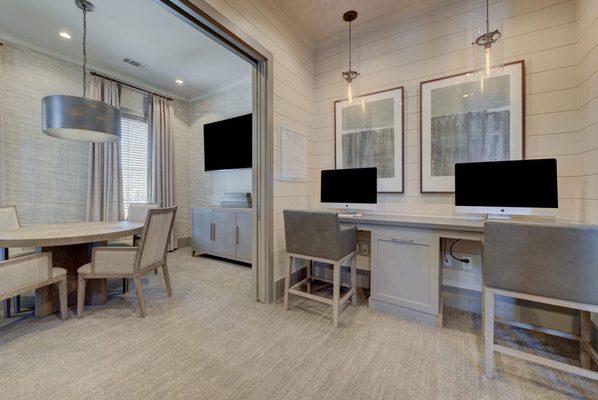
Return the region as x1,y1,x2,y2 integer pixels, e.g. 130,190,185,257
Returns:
482,220,598,380
283,210,357,327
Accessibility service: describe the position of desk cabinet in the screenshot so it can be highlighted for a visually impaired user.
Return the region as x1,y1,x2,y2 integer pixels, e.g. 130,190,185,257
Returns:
369,228,441,325
192,207,252,264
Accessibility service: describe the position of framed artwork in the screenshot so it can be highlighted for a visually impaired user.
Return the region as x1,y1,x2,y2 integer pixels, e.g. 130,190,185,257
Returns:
420,60,525,193
334,86,404,193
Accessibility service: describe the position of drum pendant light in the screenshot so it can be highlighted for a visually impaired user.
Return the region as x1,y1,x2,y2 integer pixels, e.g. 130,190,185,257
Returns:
42,0,121,143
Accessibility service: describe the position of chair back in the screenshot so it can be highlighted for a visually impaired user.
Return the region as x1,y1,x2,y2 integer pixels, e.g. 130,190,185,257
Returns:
483,220,598,305
0,253,51,295
127,203,160,223
0,206,20,230
283,210,346,261
136,207,177,271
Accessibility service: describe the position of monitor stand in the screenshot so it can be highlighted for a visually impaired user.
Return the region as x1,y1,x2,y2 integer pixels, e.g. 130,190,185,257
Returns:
485,214,512,220
338,211,363,218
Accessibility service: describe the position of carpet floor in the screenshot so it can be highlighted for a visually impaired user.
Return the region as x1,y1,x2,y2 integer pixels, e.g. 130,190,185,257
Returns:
0,247,597,399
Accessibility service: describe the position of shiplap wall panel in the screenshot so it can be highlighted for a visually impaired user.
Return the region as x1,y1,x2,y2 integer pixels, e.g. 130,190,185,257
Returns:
310,0,586,222
204,0,315,279
189,77,253,208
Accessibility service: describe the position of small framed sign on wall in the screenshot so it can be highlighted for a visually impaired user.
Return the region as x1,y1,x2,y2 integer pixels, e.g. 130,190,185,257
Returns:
420,60,525,193
334,86,404,193
279,125,307,182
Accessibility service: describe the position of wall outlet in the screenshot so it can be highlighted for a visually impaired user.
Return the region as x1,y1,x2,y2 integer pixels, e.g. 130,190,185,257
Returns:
461,256,473,270
359,243,370,256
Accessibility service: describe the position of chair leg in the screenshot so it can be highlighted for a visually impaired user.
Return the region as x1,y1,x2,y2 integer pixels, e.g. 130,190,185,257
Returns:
2,299,11,319
484,286,495,379
284,255,292,311
162,264,172,297
122,278,128,294
351,252,357,306
77,276,86,318
332,262,341,328
581,310,592,369
134,276,146,317
58,279,68,320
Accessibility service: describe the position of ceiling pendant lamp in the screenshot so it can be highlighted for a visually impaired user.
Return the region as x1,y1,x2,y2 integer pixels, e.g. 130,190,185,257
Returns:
341,10,359,105
42,0,121,143
472,0,503,92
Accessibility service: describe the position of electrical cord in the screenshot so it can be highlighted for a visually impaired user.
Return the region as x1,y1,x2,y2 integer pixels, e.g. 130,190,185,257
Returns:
449,239,470,264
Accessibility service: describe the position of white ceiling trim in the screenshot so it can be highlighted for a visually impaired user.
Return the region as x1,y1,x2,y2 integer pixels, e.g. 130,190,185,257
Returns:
188,75,252,103
0,30,187,103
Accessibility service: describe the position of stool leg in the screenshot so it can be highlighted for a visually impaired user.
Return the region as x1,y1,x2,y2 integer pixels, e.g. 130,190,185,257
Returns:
2,299,11,319
306,261,312,294
484,286,495,379
351,252,357,306
13,295,21,314
333,262,340,328
581,310,591,369
284,255,292,311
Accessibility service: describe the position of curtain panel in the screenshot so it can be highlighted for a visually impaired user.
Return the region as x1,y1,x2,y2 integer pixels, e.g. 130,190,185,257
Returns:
148,96,177,251
86,76,125,222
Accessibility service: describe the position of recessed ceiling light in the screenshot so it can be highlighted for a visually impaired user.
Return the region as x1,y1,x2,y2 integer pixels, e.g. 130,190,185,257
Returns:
175,79,184,85
59,32,72,39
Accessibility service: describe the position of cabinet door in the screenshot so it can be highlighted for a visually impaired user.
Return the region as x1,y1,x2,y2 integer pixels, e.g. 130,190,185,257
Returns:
235,212,253,263
192,208,213,252
212,211,237,257
372,232,439,315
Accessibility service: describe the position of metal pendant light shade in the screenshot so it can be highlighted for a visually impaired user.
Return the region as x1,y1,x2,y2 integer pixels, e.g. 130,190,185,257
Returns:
42,95,121,142
42,0,121,143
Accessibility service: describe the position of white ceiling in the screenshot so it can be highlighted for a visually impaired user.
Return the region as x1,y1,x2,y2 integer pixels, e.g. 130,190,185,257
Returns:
275,0,427,41
0,0,252,100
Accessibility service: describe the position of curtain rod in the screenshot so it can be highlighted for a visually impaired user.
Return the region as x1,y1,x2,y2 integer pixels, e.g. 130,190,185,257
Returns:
90,71,174,102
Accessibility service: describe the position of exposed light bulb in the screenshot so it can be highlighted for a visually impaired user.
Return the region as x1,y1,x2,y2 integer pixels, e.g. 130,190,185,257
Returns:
347,82,353,104
361,98,366,112
485,47,491,76
59,32,72,39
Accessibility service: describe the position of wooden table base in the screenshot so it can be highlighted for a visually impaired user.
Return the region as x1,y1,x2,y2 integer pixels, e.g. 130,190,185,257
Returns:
35,242,108,319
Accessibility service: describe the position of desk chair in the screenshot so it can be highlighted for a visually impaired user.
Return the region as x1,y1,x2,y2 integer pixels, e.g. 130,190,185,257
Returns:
0,253,68,322
283,210,357,327
77,207,177,318
483,220,598,381
0,206,38,317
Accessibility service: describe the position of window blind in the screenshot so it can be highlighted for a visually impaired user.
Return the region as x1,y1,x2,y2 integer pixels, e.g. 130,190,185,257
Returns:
121,116,149,218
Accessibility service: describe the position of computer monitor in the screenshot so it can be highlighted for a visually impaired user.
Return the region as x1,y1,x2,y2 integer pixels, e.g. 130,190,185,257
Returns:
455,159,558,217
321,168,377,211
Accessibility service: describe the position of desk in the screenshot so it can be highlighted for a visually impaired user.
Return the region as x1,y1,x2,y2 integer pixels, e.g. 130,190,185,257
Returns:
0,222,143,318
339,213,484,326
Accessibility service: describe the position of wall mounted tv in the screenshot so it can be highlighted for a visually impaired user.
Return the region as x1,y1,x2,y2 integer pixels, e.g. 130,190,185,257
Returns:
203,113,252,171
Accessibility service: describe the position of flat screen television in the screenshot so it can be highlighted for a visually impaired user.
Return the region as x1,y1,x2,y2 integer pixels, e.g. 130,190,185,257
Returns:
204,114,252,171
454,159,558,216
321,168,377,211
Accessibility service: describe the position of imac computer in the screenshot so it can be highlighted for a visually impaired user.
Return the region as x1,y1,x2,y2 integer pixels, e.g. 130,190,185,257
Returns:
321,167,377,217
455,159,558,217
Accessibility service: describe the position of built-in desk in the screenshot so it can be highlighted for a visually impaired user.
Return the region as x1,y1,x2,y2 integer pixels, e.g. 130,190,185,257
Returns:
339,213,484,326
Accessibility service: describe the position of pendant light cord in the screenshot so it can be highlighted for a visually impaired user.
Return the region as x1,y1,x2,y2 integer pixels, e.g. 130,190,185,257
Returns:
348,20,352,73
82,5,87,98
485,0,490,34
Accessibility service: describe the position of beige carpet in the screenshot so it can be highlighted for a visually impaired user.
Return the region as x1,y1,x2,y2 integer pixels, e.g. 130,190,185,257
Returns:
0,247,597,400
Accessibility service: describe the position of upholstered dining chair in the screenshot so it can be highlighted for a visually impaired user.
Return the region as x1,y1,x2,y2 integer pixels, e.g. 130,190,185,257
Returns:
283,210,357,327
0,206,38,317
0,252,68,321
112,203,160,247
77,207,177,318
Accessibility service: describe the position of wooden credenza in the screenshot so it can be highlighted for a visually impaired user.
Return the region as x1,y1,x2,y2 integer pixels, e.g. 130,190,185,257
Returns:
191,207,252,264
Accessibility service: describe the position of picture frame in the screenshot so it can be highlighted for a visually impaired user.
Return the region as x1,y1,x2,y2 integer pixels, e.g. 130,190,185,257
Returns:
334,86,404,193
420,60,525,193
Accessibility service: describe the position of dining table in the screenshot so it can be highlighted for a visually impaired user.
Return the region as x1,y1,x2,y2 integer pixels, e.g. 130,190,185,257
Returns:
0,221,143,318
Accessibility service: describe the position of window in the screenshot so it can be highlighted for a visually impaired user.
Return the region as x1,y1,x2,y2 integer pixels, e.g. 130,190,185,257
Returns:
121,116,149,217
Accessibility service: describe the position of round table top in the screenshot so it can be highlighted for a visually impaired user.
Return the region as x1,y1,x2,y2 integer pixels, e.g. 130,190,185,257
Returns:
0,221,144,248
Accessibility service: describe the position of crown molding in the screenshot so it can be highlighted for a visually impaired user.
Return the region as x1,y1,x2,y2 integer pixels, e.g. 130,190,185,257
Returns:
189,75,252,103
